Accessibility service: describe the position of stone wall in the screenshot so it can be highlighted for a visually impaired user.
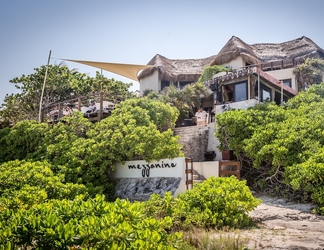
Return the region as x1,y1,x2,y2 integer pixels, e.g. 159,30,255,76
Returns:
174,126,209,162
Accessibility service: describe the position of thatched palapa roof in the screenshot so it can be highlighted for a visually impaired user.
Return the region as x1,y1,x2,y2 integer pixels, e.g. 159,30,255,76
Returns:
210,36,324,66
138,36,324,82
137,54,216,82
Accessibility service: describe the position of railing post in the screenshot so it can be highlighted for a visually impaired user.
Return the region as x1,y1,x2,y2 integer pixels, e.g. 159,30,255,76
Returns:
78,98,81,111
185,157,193,190
99,91,103,121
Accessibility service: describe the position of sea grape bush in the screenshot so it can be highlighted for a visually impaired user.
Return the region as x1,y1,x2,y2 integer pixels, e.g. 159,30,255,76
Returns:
0,98,182,199
0,160,88,211
145,176,261,229
179,176,261,228
0,120,49,164
286,149,324,214
0,195,182,249
0,176,259,248
215,83,324,214
0,160,261,249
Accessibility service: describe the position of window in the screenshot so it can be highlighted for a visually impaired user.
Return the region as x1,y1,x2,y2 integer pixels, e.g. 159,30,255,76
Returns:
262,89,271,101
233,82,247,102
161,80,170,90
281,79,292,87
179,81,192,89
261,85,271,102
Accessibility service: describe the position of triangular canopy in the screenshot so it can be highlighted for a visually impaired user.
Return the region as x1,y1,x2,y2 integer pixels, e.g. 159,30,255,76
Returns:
64,59,154,82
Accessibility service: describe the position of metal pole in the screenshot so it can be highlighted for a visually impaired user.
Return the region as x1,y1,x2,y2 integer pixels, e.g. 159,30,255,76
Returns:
257,66,260,103
38,50,52,122
281,80,283,105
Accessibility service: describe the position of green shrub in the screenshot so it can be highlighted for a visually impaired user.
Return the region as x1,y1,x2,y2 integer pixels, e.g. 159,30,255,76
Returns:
0,120,49,164
0,160,88,211
286,148,324,214
0,195,182,249
145,176,261,229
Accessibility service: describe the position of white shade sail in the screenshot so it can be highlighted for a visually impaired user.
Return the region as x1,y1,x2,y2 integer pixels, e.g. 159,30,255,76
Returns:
64,59,154,82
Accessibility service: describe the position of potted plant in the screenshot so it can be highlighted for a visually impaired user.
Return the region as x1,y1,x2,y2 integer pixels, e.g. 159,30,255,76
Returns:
217,125,235,160
221,149,234,160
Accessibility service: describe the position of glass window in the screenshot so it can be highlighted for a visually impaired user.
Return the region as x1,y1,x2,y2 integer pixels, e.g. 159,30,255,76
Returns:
179,81,192,89
262,89,271,101
281,79,292,87
234,82,247,102
161,81,170,90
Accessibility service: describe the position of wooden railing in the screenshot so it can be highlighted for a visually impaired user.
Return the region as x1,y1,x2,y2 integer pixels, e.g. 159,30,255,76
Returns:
41,91,122,123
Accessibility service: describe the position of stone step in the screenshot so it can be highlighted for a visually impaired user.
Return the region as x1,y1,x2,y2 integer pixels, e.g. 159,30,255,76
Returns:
174,127,208,133
173,125,210,162
193,174,200,180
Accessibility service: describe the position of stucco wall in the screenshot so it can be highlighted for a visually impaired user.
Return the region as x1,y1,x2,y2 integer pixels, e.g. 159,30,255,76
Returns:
222,56,244,70
139,70,159,95
266,68,297,91
207,99,258,161
193,161,219,179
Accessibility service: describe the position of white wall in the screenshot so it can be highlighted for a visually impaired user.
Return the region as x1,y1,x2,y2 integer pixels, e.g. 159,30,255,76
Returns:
114,157,185,178
114,157,189,196
139,70,159,95
266,68,297,91
193,161,219,179
222,56,244,69
113,157,222,196
207,99,258,161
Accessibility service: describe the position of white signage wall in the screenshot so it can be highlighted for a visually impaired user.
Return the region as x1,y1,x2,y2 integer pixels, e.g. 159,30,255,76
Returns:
114,157,187,196
114,157,185,178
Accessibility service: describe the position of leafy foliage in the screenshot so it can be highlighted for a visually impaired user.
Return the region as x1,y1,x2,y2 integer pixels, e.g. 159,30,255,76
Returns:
197,65,229,83
0,176,259,249
215,83,324,213
0,120,49,164
146,82,209,124
0,63,134,125
293,58,324,91
145,176,261,229
0,160,88,211
0,195,182,249
0,97,182,199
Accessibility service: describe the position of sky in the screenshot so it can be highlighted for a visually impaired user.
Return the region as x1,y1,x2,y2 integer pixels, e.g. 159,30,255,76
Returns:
1,0,324,104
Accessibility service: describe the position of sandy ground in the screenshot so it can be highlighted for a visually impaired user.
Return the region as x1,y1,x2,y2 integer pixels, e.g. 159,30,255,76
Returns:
229,195,324,249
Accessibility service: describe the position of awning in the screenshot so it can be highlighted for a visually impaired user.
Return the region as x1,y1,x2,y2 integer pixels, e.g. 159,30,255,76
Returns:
63,59,154,82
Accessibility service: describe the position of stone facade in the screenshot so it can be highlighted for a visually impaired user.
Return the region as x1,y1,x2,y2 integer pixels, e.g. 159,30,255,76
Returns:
115,177,181,202
174,126,209,162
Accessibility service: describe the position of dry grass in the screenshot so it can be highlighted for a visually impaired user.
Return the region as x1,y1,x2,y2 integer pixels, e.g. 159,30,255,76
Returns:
179,228,251,250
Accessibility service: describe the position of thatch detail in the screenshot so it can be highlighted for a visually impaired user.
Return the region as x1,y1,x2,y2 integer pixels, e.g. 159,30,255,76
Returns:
137,54,216,82
210,36,324,66
251,36,324,62
210,36,260,66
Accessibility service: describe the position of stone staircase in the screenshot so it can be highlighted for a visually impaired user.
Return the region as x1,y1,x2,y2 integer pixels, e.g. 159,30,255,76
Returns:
192,169,205,184
173,125,209,162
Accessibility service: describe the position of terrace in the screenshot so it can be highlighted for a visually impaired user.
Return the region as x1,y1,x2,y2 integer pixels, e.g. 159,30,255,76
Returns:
41,91,121,123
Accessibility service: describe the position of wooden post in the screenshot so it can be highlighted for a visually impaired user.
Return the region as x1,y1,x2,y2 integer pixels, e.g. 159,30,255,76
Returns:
38,50,52,122
247,74,251,100
58,103,62,121
78,98,81,111
40,108,44,122
99,91,103,121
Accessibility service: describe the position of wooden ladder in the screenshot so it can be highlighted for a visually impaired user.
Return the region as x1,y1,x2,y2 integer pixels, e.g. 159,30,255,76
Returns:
185,157,193,190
